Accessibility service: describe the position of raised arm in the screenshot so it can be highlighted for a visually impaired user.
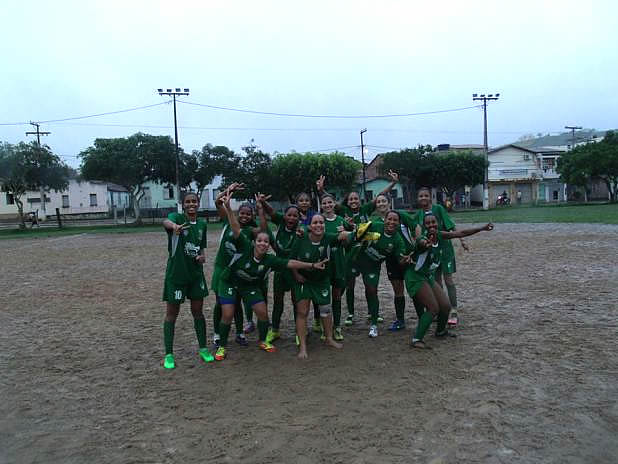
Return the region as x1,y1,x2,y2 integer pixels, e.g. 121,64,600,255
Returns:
255,193,269,234
221,192,242,238
215,182,244,220
376,170,399,199
441,223,493,240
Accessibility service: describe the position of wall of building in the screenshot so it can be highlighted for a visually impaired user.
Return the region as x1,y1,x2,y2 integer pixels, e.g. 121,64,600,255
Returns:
488,146,541,182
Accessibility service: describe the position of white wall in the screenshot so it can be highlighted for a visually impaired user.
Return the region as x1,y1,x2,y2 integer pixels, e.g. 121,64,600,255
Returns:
488,146,541,181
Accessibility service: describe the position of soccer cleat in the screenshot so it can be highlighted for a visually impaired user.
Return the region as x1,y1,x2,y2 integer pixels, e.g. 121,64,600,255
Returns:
215,346,226,361
265,329,280,344
388,320,406,331
163,353,175,369
448,311,459,328
258,341,277,353
235,334,249,346
312,319,321,333
212,333,220,349
368,325,378,338
199,348,214,363
334,327,344,341
344,314,354,326
244,321,256,334
320,325,326,341
377,315,384,323
295,335,300,346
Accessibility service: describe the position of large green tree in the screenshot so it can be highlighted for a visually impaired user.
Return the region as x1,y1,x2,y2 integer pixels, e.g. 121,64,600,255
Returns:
270,152,361,202
557,148,592,202
79,133,177,222
192,144,238,199
0,141,70,228
380,145,434,204
431,150,487,202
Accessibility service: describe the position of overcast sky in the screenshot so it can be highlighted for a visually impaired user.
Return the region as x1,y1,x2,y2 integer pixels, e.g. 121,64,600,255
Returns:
1,0,617,168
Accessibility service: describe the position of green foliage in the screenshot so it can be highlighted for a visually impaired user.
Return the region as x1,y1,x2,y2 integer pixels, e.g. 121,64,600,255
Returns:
270,152,361,201
0,141,70,228
431,150,487,198
79,133,177,220
192,144,238,194
557,131,618,201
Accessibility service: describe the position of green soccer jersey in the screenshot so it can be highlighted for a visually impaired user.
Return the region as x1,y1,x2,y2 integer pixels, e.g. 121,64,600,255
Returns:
412,233,442,278
213,219,254,269
357,222,405,265
337,202,376,225
165,212,207,285
269,211,300,259
224,234,289,289
290,232,343,283
413,204,455,263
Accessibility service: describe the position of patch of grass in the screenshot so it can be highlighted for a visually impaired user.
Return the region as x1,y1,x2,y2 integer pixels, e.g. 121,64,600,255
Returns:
0,222,224,240
449,203,618,224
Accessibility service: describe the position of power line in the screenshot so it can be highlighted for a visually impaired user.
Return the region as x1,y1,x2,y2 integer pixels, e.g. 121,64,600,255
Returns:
177,99,482,119
0,101,170,126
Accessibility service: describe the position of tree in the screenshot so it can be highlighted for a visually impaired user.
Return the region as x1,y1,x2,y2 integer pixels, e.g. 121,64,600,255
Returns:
79,133,176,222
431,151,487,203
380,145,434,204
192,144,239,199
270,152,362,202
0,141,70,228
557,148,591,202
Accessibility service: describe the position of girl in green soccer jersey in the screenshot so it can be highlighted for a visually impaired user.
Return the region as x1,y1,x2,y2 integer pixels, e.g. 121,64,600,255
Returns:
161,192,213,369
347,210,411,338
214,193,326,361
406,213,493,348
211,183,256,347
262,204,303,344
290,214,353,359
413,187,467,327
319,194,354,341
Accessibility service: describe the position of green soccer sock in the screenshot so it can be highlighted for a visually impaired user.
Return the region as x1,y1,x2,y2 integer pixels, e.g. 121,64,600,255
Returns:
367,294,380,325
257,319,269,342
346,287,355,315
219,322,232,347
414,311,433,340
413,299,425,319
332,299,342,328
163,321,175,355
213,302,222,334
394,296,405,322
272,298,284,331
244,300,253,323
437,310,449,333
234,302,244,334
193,317,207,349
446,283,458,309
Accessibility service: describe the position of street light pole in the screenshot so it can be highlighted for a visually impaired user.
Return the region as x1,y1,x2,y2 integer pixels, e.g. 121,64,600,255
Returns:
157,88,189,213
472,93,500,210
564,125,582,150
26,122,51,221
360,128,367,201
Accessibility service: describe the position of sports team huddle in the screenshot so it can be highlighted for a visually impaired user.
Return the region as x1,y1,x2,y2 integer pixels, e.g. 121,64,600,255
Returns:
161,171,493,368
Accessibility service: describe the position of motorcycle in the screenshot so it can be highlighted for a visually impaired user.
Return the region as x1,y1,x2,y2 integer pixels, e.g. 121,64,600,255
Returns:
496,194,511,206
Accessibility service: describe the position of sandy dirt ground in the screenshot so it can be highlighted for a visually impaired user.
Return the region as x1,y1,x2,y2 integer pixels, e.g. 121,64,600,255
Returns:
1,223,617,464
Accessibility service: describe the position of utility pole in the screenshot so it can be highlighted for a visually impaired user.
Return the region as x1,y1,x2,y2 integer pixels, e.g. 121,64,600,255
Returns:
26,122,51,221
157,88,189,213
472,93,500,210
564,125,582,150
360,128,367,201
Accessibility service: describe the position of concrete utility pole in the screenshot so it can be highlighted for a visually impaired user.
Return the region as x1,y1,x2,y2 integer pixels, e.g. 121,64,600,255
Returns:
564,125,582,150
26,122,51,220
472,93,500,210
360,128,367,201
157,88,189,213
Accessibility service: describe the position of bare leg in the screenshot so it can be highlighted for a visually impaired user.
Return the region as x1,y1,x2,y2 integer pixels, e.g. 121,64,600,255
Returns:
295,300,310,359
322,312,342,349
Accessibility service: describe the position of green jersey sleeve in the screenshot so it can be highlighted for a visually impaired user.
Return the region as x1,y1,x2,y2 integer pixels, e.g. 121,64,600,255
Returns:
270,211,284,225
434,204,455,231
263,254,289,272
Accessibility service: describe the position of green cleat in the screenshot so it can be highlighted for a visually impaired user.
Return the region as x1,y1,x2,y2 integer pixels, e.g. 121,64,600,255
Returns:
199,348,214,363
163,353,175,369
312,319,321,333
295,335,300,346
265,329,280,344
334,327,344,341
215,346,226,361
344,314,354,326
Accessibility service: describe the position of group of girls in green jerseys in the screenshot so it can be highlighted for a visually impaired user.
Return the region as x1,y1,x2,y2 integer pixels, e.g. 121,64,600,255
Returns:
160,175,493,368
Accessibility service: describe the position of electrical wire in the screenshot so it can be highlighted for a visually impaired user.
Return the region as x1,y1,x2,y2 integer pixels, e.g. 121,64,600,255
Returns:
0,101,170,126
177,99,482,119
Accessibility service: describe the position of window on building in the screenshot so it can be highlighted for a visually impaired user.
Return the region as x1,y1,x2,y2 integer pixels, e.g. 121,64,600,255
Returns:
163,185,174,200
28,197,41,204
523,154,530,161
553,190,559,200
62,195,70,208
90,194,97,206
5,193,15,205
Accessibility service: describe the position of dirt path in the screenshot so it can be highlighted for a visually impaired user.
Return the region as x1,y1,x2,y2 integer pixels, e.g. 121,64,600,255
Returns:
1,223,617,464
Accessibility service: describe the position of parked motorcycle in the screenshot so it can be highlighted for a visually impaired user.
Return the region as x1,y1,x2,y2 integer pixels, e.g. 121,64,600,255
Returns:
496,194,511,206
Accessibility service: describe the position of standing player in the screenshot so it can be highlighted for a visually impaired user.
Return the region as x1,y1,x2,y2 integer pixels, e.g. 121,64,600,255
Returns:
161,191,213,369
413,187,467,327
406,214,493,348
